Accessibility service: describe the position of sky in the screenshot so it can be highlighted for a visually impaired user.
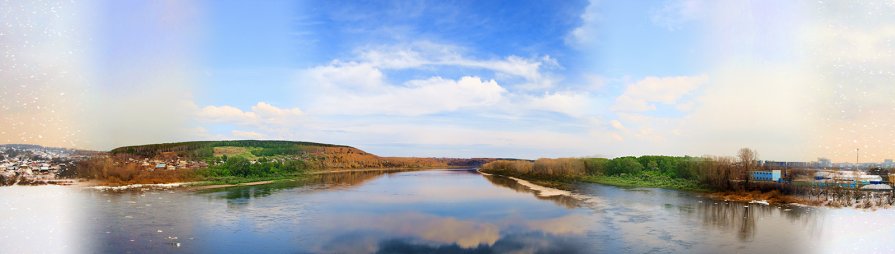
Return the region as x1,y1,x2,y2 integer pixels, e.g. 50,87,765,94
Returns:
2,0,895,162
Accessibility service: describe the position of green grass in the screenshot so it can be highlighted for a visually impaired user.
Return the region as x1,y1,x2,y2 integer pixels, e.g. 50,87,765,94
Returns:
581,172,708,192
212,146,261,160
479,169,581,190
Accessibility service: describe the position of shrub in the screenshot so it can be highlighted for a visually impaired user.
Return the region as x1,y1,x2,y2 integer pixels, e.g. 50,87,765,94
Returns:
480,160,533,174
532,158,586,177
607,157,643,176
582,158,611,176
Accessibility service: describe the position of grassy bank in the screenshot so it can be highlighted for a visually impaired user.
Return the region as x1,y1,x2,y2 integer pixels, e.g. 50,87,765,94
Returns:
581,172,708,192
482,167,707,192
480,156,713,191
478,154,846,206
479,168,580,189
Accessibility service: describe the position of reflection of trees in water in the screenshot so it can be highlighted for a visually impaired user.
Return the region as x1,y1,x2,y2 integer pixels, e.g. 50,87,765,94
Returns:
202,169,413,207
804,187,895,208
696,202,758,241
211,181,296,207
311,169,411,187
481,174,580,209
694,201,822,242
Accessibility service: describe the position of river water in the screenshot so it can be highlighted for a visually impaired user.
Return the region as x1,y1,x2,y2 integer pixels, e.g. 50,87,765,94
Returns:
2,169,894,253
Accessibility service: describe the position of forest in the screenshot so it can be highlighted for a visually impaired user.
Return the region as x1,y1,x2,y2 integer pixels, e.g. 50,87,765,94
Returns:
109,140,346,159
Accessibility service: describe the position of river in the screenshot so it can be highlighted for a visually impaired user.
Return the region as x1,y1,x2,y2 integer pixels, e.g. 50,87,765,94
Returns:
1,169,894,253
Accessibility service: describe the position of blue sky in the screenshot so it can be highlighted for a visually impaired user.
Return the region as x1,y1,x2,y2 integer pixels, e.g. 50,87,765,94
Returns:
196,0,592,107
194,1,705,106
4,0,895,162
180,0,714,158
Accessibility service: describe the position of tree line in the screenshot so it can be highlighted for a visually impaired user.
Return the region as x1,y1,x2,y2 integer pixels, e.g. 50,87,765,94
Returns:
481,148,764,191
110,140,349,159
197,156,309,178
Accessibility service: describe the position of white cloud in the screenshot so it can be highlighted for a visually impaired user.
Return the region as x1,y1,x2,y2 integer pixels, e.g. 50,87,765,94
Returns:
231,130,265,139
198,105,258,124
351,42,557,89
197,102,303,126
612,75,708,112
583,74,607,90
674,100,696,112
299,43,578,117
358,46,429,69
251,102,304,123
309,74,506,116
305,62,386,92
566,0,599,48
609,120,626,131
454,55,546,82
651,0,706,30
526,92,589,117
672,66,816,160
628,0,895,162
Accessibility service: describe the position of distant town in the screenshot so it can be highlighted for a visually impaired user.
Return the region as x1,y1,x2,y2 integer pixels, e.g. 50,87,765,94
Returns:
0,144,92,185
762,157,895,170
748,157,895,192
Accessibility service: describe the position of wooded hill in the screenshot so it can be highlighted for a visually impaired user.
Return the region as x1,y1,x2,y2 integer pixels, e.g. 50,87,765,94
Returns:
109,140,494,169
110,140,346,159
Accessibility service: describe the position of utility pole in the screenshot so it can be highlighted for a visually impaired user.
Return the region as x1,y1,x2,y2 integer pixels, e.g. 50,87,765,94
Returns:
856,148,860,170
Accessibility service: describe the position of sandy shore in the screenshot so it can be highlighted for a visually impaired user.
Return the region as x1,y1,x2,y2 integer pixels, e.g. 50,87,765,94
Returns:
478,169,573,197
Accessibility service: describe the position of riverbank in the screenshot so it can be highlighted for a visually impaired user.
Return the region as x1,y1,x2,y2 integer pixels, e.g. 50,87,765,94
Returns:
707,190,820,206
478,168,826,207
476,169,580,190
478,167,706,191
194,173,307,186
191,180,281,191
580,172,708,192
80,166,453,190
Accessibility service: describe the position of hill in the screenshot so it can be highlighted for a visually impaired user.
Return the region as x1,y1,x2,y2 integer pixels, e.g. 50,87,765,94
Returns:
69,140,504,185
110,140,346,159
108,140,490,169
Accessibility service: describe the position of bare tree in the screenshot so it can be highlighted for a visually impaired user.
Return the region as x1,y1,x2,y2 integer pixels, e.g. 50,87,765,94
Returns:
738,148,758,169
738,148,758,190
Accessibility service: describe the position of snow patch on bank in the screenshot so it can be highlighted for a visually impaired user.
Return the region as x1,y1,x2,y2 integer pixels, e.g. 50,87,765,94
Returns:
477,169,602,205
508,177,572,197
749,200,770,206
